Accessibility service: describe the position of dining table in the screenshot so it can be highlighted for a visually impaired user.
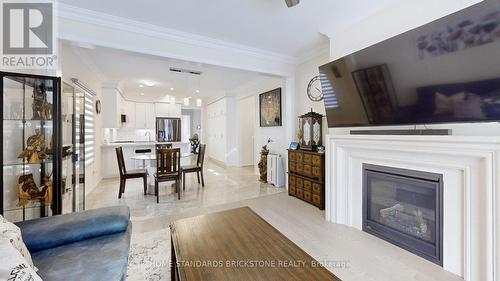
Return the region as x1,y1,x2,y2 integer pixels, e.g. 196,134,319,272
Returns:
131,152,194,194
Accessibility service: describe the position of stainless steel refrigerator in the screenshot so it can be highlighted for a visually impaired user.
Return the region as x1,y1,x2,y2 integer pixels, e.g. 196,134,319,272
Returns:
156,118,181,142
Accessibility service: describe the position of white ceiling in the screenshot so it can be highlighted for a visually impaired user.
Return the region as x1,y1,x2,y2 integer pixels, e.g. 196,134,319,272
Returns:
65,43,270,102
58,0,396,58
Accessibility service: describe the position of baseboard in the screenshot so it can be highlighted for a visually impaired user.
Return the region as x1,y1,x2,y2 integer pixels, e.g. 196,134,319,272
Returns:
208,157,228,168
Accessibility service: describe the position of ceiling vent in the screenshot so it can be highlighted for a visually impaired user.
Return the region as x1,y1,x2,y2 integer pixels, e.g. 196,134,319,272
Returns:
285,0,300,8
169,67,202,75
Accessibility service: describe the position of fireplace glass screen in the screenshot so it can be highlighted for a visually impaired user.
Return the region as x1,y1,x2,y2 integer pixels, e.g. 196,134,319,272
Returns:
363,164,443,265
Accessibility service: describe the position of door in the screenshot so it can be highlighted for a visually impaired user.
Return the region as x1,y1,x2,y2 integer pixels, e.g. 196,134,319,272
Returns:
238,96,255,166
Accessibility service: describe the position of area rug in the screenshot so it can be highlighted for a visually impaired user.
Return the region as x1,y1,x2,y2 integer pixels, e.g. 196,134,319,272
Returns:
127,228,171,281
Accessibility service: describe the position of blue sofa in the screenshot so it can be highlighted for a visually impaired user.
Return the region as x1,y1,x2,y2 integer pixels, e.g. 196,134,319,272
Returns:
15,206,131,281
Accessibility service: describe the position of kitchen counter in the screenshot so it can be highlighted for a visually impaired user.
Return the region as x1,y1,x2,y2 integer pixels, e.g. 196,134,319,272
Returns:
101,141,191,178
101,141,189,148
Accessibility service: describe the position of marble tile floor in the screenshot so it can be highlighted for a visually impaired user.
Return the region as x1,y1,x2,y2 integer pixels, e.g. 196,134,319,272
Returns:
87,161,283,221
88,161,463,281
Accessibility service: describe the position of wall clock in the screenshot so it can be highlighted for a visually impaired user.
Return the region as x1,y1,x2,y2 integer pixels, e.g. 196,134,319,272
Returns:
307,76,324,102
95,100,101,114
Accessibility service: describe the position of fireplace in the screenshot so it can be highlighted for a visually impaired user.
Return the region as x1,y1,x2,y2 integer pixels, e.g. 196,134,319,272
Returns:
362,164,443,265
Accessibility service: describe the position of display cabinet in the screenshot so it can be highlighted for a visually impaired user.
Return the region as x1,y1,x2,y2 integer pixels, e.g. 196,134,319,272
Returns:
61,82,86,214
1,72,62,221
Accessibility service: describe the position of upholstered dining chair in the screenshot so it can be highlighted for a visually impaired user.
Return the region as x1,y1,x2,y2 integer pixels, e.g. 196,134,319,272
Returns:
115,147,148,198
155,148,182,202
181,144,206,191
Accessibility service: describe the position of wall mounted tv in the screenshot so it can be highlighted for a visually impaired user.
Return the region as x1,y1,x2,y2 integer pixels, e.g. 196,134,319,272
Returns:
319,0,500,128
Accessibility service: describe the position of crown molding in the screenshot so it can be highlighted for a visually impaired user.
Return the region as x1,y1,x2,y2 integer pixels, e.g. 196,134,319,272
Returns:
295,43,330,65
57,4,305,65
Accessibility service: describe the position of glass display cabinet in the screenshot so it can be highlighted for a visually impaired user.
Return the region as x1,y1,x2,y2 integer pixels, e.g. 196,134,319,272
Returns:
61,82,85,214
1,72,62,222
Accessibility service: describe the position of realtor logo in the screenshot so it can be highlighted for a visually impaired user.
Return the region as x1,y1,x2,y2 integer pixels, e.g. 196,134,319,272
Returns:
1,0,56,69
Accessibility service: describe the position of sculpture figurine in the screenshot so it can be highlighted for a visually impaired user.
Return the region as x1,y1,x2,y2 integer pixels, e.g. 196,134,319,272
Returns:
18,129,47,164
189,133,200,154
32,83,52,120
17,173,53,207
258,139,273,183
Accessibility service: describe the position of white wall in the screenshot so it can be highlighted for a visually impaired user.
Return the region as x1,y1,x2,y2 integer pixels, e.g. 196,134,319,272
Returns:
329,0,482,60
294,51,331,144
60,43,104,195
229,76,289,174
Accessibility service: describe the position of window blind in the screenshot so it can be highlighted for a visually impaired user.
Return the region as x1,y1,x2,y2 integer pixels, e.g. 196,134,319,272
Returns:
84,91,95,167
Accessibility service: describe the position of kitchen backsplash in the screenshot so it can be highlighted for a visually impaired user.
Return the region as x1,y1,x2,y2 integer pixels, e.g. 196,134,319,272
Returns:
103,128,155,143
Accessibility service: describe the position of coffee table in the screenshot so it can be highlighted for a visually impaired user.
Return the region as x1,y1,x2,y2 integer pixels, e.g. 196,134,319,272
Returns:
170,207,341,281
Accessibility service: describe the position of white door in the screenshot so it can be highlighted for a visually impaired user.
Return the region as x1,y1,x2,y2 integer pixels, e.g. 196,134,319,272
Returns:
238,96,255,166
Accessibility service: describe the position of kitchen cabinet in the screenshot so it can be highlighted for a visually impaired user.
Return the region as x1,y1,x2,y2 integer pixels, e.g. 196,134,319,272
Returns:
155,103,181,118
102,86,180,129
102,87,123,128
122,101,136,128
135,102,156,129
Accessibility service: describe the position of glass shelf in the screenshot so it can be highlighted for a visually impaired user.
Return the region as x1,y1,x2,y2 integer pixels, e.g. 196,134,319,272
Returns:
2,72,61,222
3,160,54,166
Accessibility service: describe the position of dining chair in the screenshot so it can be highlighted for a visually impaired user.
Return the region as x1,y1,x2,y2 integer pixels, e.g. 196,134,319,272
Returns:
181,144,206,191
156,143,172,150
155,148,181,202
115,147,148,198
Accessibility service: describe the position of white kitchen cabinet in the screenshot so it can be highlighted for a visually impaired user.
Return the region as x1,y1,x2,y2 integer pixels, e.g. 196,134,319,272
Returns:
122,101,136,128
169,104,182,118
135,103,147,129
155,103,181,118
102,87,123,128
134,103,156,129
145,103,156,129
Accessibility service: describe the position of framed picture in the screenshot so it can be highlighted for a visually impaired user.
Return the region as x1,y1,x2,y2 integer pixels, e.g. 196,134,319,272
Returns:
259,88,282,127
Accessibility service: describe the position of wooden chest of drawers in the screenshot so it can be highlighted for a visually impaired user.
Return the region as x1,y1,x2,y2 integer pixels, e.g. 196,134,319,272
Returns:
287,149,325,210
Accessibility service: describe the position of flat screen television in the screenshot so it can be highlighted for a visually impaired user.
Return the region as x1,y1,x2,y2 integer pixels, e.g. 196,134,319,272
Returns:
319,0,500,127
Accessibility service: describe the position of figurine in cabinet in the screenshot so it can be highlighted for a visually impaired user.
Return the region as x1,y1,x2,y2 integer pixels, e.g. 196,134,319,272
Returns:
16,173,53,207
18,129,47,164
32,83,52,120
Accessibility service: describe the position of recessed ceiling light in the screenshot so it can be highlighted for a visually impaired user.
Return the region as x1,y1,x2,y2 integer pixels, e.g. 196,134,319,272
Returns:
195,90,200,93
139,84,144,88
143,80,155,87
140,93,145,96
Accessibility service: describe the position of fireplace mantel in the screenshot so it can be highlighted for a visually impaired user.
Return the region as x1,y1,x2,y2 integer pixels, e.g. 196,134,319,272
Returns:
325,134,500,281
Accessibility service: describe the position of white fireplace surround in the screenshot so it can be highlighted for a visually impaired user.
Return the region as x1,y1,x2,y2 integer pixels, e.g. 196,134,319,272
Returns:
325,134,500,281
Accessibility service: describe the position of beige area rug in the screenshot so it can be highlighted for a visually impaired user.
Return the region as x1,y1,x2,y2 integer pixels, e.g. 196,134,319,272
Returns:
127,228,171,281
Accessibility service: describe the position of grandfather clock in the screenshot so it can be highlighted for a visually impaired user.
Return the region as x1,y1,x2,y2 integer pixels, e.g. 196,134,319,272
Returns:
298,109,323,151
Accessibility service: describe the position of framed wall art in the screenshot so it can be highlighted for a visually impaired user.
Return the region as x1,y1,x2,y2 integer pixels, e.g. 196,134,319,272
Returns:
259,88,282,127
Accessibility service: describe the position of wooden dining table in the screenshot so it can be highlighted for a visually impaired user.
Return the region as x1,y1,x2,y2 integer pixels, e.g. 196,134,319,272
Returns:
170,207,342,281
